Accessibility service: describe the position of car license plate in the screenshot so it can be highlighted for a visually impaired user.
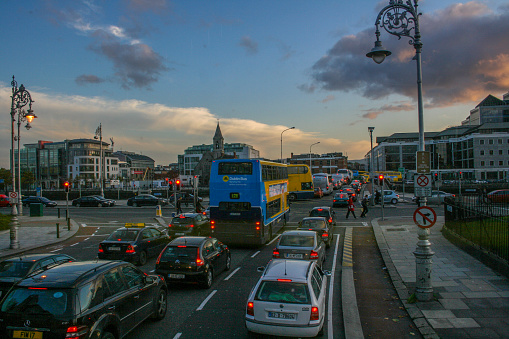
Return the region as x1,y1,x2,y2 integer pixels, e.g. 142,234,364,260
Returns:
169,274,185,279
13,331,43,339
175,233,185,236
268,312,296,320
109,247,120,251
286,253,303,259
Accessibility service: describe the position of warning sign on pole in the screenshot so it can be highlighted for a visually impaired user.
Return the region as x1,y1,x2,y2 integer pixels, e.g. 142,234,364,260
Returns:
414,174,432,197
413,206,437,229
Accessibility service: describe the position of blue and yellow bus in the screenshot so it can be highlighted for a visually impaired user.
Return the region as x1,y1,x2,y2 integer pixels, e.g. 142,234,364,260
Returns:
287,164,314,200
209,159,290,245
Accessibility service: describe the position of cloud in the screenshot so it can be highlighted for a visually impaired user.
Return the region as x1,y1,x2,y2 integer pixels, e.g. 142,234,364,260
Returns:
239,36,258,55
305,2,509,109
75,74,105,85
321,95,335,103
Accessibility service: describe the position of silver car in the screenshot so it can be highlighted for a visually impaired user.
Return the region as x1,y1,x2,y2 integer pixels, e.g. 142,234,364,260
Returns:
273,230,326,267
412,191,455,205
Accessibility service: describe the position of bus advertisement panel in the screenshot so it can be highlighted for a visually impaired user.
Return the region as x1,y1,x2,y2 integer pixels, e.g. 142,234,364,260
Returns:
287,164,314,200
209,159,290,245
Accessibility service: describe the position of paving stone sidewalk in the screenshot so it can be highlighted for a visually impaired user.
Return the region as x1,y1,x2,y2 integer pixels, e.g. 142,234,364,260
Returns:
372,216,509,338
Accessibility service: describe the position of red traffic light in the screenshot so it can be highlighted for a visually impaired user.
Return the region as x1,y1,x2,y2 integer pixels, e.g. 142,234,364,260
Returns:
176,180,180,185
64,182,69,187
378,174,384,180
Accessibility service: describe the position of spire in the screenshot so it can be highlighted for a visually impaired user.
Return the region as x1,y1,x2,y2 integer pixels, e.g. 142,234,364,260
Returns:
213,121,224,158
213,121,223,140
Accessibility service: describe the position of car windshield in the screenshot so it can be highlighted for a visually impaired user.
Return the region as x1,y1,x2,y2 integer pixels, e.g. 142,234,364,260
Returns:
106,229,139,241
279,235,314,247
0,261,32,278
1,288,72,316
255,281,310,304
299,220,325,229
171,217,194,225
309,210,329,218
160,246,197,260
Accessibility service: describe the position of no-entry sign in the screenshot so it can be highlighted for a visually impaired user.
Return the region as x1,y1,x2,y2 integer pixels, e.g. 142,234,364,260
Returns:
413,206,437,228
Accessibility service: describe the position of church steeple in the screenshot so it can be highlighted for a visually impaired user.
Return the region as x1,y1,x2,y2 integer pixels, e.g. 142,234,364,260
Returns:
213,121,224,158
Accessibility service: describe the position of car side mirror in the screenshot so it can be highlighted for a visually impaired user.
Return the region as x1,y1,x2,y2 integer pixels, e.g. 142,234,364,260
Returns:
144,275,155,284
257,266,265,273
323,270,332,277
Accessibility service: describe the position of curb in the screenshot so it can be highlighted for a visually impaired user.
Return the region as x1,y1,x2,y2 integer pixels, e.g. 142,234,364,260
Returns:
371,218,439,339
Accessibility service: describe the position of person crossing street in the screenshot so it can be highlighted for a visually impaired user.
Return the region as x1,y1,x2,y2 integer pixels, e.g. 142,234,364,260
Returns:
346,196,357,219
360,194,369,218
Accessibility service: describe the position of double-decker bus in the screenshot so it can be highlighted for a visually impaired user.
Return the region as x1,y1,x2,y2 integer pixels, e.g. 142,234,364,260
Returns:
209,159,290,245
377,171,403,182
287,164,314,200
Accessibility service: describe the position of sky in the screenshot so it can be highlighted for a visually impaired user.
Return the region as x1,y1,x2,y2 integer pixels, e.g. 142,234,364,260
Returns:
1,0,509,168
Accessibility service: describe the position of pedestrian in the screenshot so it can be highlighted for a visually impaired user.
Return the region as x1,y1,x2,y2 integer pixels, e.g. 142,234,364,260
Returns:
176,197,183,214
415,196,421,207
360,195,369,218
375,190,381,205
195,199,203,213
482,186,488,204
346,196,357,219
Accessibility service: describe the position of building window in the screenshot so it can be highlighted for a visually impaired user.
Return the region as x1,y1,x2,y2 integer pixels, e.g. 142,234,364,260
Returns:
499,150,503,155
489,139,494,145
481,161,485,166
499,161,503,166
490,161,494,166
480,140,485,145
480,150,484,156
498,139,503,144
489,150,494,155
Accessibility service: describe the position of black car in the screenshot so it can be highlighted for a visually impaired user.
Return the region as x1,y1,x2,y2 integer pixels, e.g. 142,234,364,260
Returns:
339,187,357,201
169,192,203,205
0,260,167,339
98,224,170,266
155,236,231,289
0,253,74,299
309,206,336,226
127,194,168,207
297,217,333,248
72,195,115,207
21,196,57,207
168,213,211,238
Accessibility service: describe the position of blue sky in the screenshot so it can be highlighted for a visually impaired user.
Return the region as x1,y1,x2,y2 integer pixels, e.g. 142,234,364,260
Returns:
1,0,508,167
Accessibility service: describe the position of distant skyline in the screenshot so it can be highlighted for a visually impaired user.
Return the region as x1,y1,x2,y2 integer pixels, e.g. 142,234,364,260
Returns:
1,0,508,167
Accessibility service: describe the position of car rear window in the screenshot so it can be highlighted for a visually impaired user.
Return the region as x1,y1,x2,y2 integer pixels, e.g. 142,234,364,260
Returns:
1,287,72,316
0,261,32,278
279,235,314,247
171,216,194,225
309,210,329,218
299,220,326,229
160,246,198,261
255,281,310,304
106,229,139,241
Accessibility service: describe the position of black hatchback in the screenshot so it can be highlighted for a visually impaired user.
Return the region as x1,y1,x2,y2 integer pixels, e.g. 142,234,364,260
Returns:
297,217,333,248
155,237,231,289
0,260,167,339
168,213,211,238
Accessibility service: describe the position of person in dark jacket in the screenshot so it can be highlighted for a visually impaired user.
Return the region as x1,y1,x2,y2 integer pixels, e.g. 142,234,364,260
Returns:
360,195,369,218
176,197,183,214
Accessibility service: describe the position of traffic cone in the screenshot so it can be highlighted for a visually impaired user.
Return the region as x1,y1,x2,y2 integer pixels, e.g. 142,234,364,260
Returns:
156,205,162,217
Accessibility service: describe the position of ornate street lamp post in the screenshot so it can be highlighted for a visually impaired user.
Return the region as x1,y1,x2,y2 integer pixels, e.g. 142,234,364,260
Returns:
10,76,36,249
280,127,295,163
368,127,375,206
367,0,434,301
94,124,104,197
309,142,320,174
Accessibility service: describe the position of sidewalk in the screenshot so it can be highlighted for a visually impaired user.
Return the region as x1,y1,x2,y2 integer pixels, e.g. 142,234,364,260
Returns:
0,216,79,259
372,216,509,338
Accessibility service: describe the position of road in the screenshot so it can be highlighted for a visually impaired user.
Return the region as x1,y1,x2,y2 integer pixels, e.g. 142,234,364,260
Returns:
16,192,435,338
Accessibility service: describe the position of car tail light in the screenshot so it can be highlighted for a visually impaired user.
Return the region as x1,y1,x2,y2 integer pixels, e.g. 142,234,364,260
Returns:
333,200,337,202
155,250,164,265
188,224,194,228
322,233,328,238
277,279,292,282
196,248,204,266
98,244,104,253
168,224,173,228
126,245,135,253
310,307,319,321
211,220,215,230
273,248,280,258
328,218,332,223
246,302,254,316
310,250,319,260
66,325,89,338
317,208,323,211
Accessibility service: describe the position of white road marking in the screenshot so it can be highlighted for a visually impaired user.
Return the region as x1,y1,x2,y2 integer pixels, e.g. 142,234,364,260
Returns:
172,333,182,339
84,237,90,241
327,234,341,338
265,234,280,246
224,267,241,281
196,290,217,311
50,248,63,252
70,243,79,247
251,251,260,258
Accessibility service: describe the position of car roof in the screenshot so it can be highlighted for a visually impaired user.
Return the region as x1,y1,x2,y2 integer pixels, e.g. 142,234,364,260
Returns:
3,253,70,263
169,236,208,246
281,230,317,237
16,260,121,288
263,259,312,282
300,217,327,222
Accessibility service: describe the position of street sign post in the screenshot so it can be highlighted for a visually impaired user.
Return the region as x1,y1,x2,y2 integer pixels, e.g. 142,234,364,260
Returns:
416,151,431,174
9,192,17,204
413,206,437,228
414,174,432,197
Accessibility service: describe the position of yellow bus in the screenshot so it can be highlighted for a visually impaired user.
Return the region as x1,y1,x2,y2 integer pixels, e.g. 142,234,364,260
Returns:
287,164,314,200
377,171,403,182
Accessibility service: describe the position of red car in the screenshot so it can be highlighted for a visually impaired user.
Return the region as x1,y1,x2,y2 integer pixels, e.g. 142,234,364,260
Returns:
0,195,11,207
487,189,509,203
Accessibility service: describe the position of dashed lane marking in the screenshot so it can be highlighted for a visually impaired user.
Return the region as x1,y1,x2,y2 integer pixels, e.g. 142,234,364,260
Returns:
251,251,260,258
327,233,341,338
196,290,217,311
224,267,241,281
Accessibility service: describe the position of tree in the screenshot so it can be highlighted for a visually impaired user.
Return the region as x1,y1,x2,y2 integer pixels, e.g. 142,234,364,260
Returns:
21,170,36,190
0,168,12,193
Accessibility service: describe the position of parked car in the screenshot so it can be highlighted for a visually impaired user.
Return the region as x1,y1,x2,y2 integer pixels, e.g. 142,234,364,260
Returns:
0,253,74,299
93,195,116,206
313,187,323,199
273,230,326,267
297,217,333,248
411,191,455,205
309,206,336,226
0,260,168,339
72,195,115,207
21,196,57,207
168,213,211,238
245,259,330,337
0,194,11,208
155,236,231,289
332,193,349,207
127,194,168,207
98,224,170,266
487,189,509,203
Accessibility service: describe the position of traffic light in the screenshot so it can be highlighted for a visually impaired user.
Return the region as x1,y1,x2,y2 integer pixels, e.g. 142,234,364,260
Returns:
64,181,70,193
176,179,181,190
434,173,438,180
378,174,384,181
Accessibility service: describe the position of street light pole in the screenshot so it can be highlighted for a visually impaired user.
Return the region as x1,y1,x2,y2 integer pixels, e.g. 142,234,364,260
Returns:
309,142,320,174
94,124,104,197
367,0,434,301
280,127,295,163
9,76,36,249
368,127,375,206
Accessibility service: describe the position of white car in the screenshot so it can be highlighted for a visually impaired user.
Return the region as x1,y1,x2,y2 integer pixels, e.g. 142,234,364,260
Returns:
245,259,331,337
368,190,400,204
412,191,455,204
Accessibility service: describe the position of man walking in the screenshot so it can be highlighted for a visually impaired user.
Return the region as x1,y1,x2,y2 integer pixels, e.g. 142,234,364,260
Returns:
346,196,357,219
176,197,183,214
360,195,369,218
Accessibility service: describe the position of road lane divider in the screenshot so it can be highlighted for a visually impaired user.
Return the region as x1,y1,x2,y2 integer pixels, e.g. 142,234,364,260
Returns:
251,251,260,258
224,267,241,281
265,234,280,246
196,290,217,311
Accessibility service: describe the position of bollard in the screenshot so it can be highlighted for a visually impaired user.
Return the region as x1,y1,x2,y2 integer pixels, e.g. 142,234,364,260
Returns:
65,209,68,219
56,223,60,238
67,218,71,230
156,205,162,217
58,208,61,219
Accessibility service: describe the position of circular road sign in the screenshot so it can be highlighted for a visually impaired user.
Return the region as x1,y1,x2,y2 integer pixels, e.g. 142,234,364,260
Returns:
413,206,437,229
9,192,18,199
416,175,430,187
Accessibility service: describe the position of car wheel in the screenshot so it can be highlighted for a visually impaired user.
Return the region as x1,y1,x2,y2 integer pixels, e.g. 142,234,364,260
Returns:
289,193,297,201
137,250,147,266
151,289,167,321
391,198,398,204
225,254,231,271
101,332,116,339
202,269,213,289
98,203,103,207
133,202,138,207
76,203,81,207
